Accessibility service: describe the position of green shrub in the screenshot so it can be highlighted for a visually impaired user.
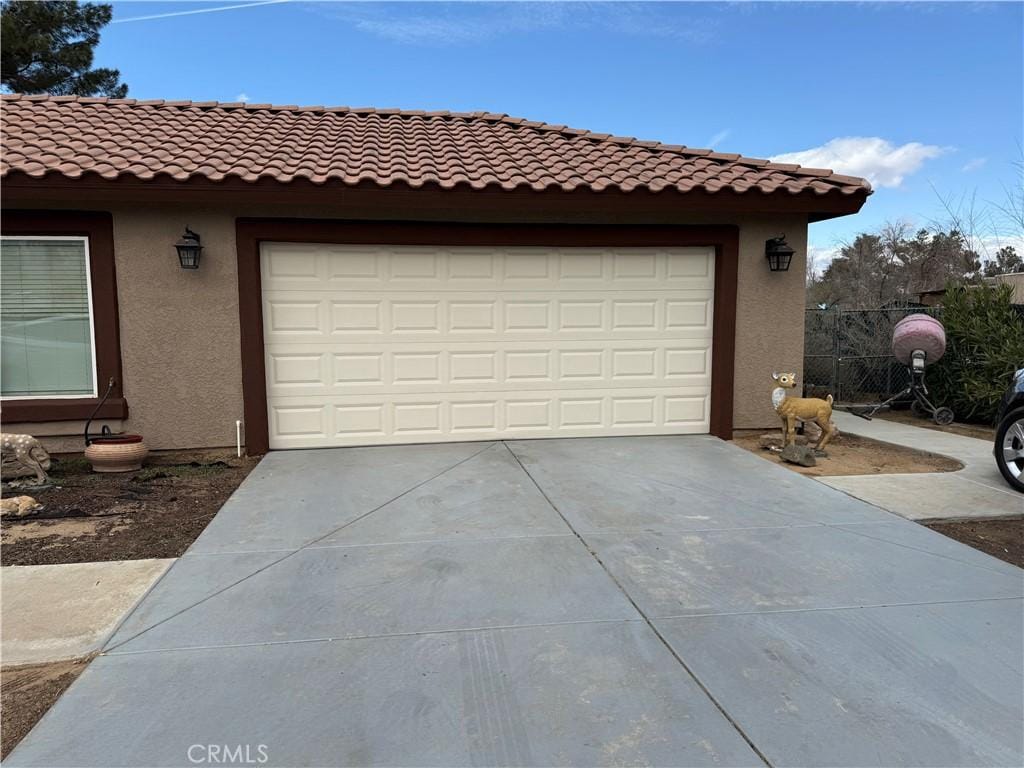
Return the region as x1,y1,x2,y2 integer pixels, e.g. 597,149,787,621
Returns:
930,282,1024,423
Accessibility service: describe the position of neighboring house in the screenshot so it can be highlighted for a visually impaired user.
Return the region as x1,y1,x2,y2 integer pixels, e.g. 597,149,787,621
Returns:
987,271,1024,304
0,95,870,453
917,273,1024,307
915,288,948,308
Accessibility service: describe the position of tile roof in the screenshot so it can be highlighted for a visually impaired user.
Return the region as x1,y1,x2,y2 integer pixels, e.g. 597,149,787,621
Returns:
1,94,871,200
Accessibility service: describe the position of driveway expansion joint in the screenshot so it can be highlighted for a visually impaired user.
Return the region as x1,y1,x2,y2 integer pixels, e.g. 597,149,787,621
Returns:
102,618,646,657
501,440,775,768
103,441,498,653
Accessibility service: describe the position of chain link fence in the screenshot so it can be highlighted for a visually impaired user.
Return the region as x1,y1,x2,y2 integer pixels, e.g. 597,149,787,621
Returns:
804,307,942,404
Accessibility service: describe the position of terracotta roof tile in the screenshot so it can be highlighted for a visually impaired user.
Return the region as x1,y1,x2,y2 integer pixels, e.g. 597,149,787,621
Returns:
0,94,872,199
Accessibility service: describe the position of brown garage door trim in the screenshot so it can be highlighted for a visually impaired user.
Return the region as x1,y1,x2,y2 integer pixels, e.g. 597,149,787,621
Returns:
236,219,738,454
1,210,128,422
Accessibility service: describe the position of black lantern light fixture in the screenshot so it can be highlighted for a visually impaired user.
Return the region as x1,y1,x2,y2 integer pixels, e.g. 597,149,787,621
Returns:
765,235,795,272
175,227,203,269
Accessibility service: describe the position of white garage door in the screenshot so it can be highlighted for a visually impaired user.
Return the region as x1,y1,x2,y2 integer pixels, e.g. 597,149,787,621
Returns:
262,243,714,449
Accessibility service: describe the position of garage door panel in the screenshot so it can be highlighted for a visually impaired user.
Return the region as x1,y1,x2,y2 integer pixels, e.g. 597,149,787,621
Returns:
263,244,713,448
264,299,325,336
271,403,329,442
265,339,712,397
267,352,327,388
263,292,713,344
263,243,322,281
332,352,384,385
262,244,714,293
267,388,711,449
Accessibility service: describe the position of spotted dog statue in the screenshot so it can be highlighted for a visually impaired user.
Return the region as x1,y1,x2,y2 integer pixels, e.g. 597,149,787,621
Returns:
1,433,51,484
771,372,837,451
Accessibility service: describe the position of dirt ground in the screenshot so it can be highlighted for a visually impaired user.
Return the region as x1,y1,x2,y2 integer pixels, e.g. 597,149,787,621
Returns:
1,450,258,566
1,658,90,759
925,517,1024,569
875,409,996,441
733,431,963,477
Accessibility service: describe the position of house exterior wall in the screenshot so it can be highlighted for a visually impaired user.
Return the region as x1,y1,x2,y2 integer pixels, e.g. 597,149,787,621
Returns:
4,202,806,451
986,271,1024,304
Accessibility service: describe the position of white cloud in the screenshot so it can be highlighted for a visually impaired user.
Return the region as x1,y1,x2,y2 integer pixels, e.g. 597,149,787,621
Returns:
808,243,841,264
303,4,721,46
978,234,1024,260
303,4,567,45
806,243,841,278
771,137,948,188
705,128,731,148
961,157,987,172
344,13,510,45
236,93,251,103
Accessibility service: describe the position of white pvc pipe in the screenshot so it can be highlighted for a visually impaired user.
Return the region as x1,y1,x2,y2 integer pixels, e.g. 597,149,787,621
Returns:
236,420,243,458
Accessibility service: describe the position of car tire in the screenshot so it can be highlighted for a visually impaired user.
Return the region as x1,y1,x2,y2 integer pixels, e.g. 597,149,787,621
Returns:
995,407,1024,493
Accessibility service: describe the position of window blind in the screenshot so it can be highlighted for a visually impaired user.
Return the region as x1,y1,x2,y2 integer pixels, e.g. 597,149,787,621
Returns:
1,238,96,397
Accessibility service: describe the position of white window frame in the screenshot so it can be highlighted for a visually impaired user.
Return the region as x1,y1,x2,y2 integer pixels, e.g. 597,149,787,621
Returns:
0,235,99,400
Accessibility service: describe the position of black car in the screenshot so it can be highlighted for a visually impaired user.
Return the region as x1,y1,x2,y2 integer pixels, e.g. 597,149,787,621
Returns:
994,368,1024,492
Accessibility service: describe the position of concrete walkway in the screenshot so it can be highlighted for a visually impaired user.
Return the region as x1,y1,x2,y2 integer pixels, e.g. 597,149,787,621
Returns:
1,559,173,665
7,437,1023,767
821,412,1023,520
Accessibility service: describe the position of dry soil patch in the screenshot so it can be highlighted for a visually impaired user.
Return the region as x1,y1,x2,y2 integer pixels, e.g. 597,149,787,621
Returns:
1,658,90,759
733,432,963,477
925,517,1023,568
2,450,257,566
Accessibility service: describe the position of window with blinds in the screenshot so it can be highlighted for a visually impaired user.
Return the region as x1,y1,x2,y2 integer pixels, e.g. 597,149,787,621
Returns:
1,237,96,398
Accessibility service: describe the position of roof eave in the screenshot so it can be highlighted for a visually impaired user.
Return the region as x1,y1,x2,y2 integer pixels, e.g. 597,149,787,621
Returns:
0,171,870,219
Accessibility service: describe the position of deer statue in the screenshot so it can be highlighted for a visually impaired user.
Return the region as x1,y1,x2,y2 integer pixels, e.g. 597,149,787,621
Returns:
771,372,837,451
1,433,51,484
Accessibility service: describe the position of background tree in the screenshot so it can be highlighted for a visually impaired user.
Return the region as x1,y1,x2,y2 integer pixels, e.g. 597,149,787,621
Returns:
806,233,884,308
1,0,126,97
902,228,982,293
806,224,982,308
811,158,1022,308
983,246,1023,277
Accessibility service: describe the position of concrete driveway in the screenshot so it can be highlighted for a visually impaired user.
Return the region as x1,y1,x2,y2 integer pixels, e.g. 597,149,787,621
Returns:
8,437,1023,767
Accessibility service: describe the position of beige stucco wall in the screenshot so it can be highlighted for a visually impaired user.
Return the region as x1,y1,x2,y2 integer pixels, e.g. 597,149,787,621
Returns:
732,217,807,428
111,206,245,449
986,271,1024,304
4,202,808,450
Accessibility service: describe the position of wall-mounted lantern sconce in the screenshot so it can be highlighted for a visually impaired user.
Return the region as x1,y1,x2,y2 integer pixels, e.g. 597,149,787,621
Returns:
175,227,203,269
765,235,795,272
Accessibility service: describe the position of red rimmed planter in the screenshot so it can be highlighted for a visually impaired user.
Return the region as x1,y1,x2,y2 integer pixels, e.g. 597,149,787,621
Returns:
84,434,148,473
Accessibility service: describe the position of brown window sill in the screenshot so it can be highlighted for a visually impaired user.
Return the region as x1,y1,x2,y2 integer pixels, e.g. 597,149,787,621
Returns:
1,397,129,423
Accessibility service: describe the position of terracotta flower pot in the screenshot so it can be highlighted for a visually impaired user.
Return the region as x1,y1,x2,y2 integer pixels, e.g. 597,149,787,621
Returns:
84,435,148,473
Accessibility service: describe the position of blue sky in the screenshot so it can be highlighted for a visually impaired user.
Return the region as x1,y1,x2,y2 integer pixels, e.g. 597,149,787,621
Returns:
97,1,1023,266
